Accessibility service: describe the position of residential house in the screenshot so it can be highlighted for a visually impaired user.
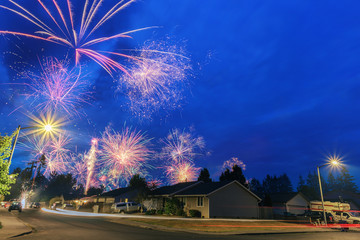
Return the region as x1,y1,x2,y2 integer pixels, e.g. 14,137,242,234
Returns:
269,192,310,216
147,180,261,219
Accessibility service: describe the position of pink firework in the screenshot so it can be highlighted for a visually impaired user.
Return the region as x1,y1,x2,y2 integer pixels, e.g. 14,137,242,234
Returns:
19,134,50,161
100,127,152,187
121,40,192,118
84,138,98,195
68,153,88,187
0,0,155,75
165,161,200,185
43,133,71,177
23,57,91,116
160,129,205,163
222,157,246,171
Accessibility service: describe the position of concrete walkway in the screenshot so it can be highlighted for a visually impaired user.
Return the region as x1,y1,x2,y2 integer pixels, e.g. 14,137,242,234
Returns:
0,209,32,239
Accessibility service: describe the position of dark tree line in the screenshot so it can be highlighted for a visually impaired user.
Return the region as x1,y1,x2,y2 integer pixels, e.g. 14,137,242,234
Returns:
249,174,293,198
297,166,358,200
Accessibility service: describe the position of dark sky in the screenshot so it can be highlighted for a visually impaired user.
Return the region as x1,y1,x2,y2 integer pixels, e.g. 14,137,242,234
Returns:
1,0,360,187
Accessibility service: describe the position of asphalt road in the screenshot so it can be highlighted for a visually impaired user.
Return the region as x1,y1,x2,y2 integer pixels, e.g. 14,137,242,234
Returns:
10,209,360,240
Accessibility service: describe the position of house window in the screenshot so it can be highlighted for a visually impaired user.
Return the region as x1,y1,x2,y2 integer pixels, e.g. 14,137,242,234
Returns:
197,197,204,207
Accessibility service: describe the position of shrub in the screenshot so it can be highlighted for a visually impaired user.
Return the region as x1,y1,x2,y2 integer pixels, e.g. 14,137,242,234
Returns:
164,198,182,215
145,209,156,215
156,209,164,215
189,209,201,218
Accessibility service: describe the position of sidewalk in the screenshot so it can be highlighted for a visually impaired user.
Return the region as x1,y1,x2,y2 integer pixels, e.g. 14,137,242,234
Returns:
0,209,32,239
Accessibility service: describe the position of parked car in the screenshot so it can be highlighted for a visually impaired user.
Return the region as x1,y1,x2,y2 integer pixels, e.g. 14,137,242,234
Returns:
30,202,41,208
111,202,141,214
8,202,22,212
62,204,75,210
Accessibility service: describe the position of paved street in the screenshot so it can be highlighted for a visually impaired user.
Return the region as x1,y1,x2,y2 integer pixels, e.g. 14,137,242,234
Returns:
2,208,357,240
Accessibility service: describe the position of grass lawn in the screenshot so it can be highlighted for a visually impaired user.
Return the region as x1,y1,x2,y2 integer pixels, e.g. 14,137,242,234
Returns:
108,218,317,233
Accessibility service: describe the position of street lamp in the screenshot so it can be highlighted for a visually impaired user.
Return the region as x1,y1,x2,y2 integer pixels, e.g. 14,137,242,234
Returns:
317,156,342,226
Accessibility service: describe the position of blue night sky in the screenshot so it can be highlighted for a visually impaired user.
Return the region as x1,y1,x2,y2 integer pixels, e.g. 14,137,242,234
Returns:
1,0,360,187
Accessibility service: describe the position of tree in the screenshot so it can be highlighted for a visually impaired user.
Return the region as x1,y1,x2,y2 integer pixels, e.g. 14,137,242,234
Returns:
128,174,149,203
326,172,337,192
219,165,247,186
197,168,212,182
278,174,293,193
337,167,358,192
249,178,263,197
44,173,77,200
0,131,17,196
297,175,305,192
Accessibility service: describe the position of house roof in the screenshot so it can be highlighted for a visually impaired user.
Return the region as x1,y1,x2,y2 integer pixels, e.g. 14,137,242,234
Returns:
174,181,262,201
100,187,135,197
173,181,230,196
270,192,309,204
149,181,200,196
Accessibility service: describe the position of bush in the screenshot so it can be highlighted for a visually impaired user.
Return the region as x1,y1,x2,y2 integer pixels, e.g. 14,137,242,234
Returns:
164,198,182,215
156,209,164,215
145,209,156,215
189,209,201,218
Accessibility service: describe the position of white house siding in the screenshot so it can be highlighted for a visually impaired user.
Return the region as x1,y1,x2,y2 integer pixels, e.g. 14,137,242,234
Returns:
286,195,309,215
209,183,259,218
182,197,210,218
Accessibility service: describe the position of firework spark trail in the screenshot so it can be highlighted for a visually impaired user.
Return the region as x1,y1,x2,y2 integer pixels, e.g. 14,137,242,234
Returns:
84,138,98,195
121,40,192,118
0,0,156,75
22,57,92,116
222,157,246,171
160,128,204,184
43,133,71,177
160,128,205,163
19,134,49,162
100,127,152,188
165,161,200,185
69,153,88,187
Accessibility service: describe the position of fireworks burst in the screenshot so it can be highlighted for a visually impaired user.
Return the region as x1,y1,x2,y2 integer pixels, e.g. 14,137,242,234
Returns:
165,161,200,185
19,134,49,161
121,40,192,118
222,157,246,171
100,127,152,187
0,0,155,75
84,138,98,195
43,133,71,177
160,128,205,163
23,57,92,116
161,128,204,184
69,153,88,187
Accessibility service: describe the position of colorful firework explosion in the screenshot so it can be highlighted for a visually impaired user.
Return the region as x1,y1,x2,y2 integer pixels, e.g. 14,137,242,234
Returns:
68,153,88,187
160,128,205,163
165,161,200,185
0,0,155,75
84,138,98,195
43,133,71,177
121,40,192,118
222,157,246,171
19,134,49,162
99,127,152,188
23,57,92,116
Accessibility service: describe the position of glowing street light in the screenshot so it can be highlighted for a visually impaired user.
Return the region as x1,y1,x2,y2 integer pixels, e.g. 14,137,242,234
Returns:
317,155,343,226
8,112,65,165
